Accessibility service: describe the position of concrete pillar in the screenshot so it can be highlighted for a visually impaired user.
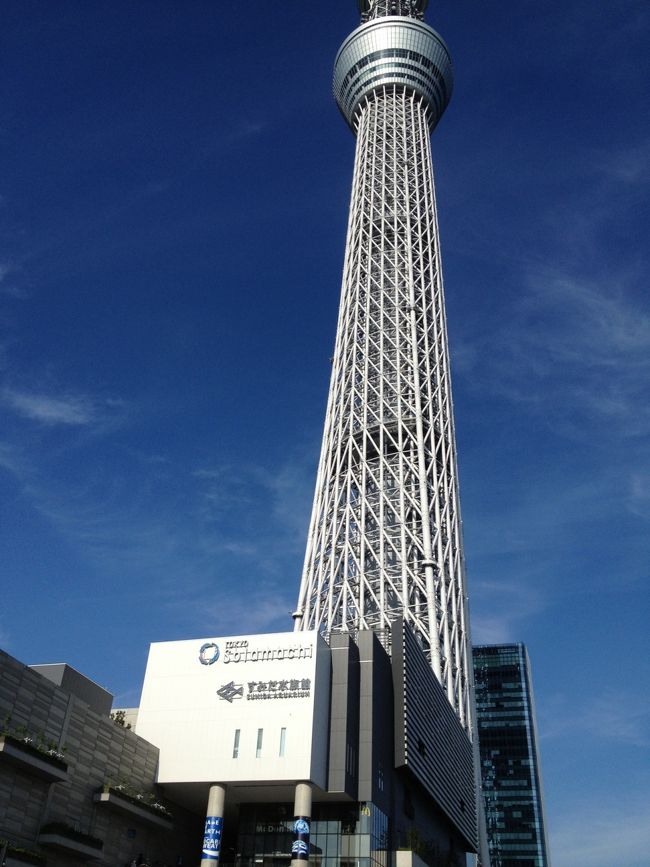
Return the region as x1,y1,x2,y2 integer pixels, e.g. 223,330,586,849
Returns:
201,784,226,866
291,782,313,867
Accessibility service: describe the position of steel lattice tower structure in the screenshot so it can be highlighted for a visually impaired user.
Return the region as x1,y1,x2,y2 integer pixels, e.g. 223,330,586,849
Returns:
293,0,473,730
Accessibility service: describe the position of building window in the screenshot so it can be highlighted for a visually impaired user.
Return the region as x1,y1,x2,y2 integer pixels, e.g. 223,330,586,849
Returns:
233,729,240,758
256,728,263,758
279,727,287,757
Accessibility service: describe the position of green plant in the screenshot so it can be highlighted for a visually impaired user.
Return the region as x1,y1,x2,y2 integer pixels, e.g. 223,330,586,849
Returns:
404,827,425,856
0,839,46,865
101,781,172,818
1,721,66,763
2,731,66,765
109,710,131,730
400,827,442,866
39,823,103,850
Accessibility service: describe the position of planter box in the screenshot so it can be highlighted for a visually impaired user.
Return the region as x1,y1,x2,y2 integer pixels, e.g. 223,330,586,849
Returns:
0,736,68,783
93,791,173,830
38,831,102,860
5,854,46,867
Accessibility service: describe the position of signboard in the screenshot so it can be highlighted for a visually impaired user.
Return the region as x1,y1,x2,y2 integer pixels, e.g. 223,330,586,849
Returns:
216,678,311,703
202,816,223,862
291,817,310,861
136,630,330,787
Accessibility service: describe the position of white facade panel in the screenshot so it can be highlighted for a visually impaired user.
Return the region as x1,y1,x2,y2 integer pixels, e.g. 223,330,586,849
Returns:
136,631,330,788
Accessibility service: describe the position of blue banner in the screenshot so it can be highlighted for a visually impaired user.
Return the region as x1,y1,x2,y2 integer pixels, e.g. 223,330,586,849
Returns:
202,815,223,862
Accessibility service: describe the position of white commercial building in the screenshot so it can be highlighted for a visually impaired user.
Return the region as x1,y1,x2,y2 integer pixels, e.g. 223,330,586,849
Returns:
133,622,476,867
137,631,331,788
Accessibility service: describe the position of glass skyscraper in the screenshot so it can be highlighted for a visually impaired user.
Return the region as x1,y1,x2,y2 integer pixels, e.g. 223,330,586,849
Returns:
472,644,551,867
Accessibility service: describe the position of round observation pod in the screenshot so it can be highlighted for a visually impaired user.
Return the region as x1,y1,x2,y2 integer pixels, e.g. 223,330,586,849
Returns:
333,16,453,132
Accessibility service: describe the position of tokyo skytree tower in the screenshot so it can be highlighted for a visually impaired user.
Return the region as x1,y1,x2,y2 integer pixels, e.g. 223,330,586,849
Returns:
294,0,473,729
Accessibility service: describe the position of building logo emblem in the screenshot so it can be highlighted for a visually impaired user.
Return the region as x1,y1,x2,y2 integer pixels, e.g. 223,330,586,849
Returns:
293,819,310,835
217,681,244,702
199,642,220,665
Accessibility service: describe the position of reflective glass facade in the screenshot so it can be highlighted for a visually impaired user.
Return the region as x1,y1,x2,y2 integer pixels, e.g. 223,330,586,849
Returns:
472,644,551,867
234,803,389,867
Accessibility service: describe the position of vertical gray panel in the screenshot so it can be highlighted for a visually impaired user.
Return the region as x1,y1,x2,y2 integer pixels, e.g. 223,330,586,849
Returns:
391,619,477,852
327,633,359,798
357,631,393,815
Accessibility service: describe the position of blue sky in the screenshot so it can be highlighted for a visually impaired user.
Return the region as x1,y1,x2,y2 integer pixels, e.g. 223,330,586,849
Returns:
1,1,648,864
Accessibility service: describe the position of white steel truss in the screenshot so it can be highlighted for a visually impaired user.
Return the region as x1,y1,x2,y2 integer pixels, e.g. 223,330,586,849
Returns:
360,0,425,21
294,84,472,728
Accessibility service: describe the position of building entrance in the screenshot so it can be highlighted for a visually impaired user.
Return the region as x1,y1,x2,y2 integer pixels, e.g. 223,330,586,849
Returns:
234,803,389,867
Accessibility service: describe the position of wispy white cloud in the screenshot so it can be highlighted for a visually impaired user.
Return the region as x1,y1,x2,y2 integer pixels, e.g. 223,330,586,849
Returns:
464,465,630,568
0,263,23,299
186,588,295,637
595,139,650,186
0,440,27,477
456,272,650,438
193,465,257,516
193,451,316,560
0,443,310,637
2,387,126,429
470,579,545,644
522,276,650,371
0,285,28,300
550,801,650,867
259,456,317,549
454,127,650,450
627,471,650,520
3,388,97,425
540,689,650,748
151,457,314,632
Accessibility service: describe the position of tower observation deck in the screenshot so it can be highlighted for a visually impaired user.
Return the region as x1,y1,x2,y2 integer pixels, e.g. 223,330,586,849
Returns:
294,0,473,732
